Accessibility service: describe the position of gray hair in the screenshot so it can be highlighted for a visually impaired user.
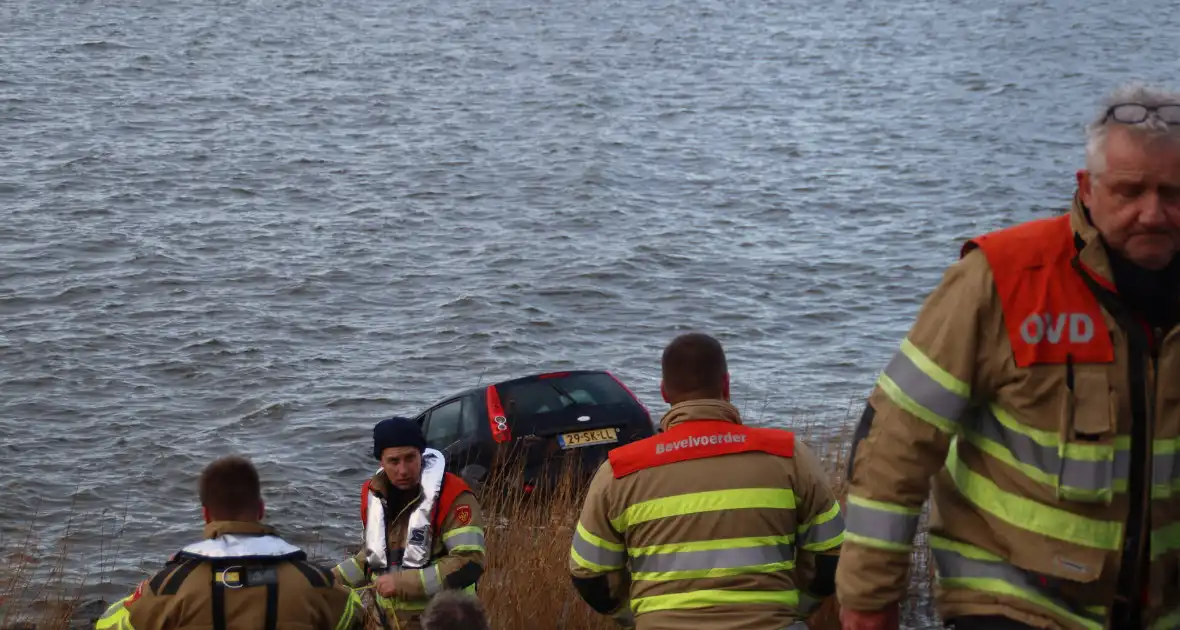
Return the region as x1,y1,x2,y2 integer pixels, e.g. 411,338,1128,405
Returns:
420,590,491,630
1084,82,1180,174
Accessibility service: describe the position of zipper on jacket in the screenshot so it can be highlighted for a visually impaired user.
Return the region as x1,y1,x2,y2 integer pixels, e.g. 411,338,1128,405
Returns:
1071,257,1149,627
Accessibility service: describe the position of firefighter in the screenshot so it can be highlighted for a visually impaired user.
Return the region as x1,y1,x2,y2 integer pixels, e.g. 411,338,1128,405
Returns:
332,417,486,630
837,84,1180,630
95,455,363,630
569,332,845,630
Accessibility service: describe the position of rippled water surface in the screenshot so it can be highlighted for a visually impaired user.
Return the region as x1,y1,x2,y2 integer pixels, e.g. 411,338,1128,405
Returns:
3,0,1179,621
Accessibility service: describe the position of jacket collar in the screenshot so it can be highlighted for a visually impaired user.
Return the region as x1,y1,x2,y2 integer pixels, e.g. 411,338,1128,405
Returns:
659,399,744,432
1069,190,1118,289
203,520,276,539
182,521,304,560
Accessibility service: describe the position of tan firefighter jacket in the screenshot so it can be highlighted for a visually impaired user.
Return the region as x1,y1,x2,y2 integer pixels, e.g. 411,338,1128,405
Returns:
94,521,362,630
332,468,486,630
569,399,845,630
836,193,1180,629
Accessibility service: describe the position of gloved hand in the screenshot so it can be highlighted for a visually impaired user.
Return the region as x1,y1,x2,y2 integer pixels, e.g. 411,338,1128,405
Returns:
610,604,636,629
839,603,900,630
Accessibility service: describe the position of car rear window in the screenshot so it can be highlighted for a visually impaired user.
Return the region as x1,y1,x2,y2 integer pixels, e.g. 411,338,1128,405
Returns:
499,373,634,421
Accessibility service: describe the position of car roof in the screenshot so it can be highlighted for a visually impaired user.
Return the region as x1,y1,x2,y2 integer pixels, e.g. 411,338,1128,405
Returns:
420,369,614,411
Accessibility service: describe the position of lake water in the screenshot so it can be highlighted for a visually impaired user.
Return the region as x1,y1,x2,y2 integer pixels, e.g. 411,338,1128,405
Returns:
2,0,1178,624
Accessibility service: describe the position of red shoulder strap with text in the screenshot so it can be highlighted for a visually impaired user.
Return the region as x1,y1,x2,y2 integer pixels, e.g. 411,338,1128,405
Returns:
609,420,794,478
962,215,1113,367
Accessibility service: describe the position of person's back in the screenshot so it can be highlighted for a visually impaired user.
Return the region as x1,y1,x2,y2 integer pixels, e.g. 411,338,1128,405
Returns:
96,456,362,630
569,333,844,630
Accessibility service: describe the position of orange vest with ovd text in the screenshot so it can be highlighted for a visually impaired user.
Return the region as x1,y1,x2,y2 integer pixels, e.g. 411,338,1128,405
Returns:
961,214,1114,367
608,420,795,478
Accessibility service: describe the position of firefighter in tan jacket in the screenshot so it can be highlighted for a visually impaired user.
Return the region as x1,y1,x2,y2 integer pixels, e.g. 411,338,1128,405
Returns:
96,456,362,630
332,417,486,630
837,85,1180,630
569,332,846,630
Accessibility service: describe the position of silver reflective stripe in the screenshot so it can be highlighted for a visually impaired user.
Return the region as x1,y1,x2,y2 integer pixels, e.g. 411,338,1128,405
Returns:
444,530,485,551
422,565,443,596
932,542,1105,627
845,500,918,546
572,529,625,569
630,543,793,574
801,511,845,550
972,407,1124,492
1154,450,1178,495
336,558,365,586
883,349,969,422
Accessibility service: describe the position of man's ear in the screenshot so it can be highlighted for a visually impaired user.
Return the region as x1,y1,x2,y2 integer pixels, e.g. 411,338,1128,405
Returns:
660,380,670,404
202,506,211,524
723,372,731,401
1077,169,1093,207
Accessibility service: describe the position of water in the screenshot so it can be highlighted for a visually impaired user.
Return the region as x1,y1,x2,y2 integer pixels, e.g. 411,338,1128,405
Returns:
2,0,1178,621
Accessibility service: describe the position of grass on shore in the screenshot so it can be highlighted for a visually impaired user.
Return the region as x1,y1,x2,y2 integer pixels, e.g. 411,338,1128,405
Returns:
3,405,933,630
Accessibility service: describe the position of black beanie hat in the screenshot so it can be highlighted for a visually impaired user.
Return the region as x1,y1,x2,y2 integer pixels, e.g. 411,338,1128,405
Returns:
373,416,427,460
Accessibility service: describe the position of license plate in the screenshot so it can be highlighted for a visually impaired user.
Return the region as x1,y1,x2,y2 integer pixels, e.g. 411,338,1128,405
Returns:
558,427,618,449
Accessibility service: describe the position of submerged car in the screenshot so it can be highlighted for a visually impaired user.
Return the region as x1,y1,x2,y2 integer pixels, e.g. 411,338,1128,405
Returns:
411,370,656,494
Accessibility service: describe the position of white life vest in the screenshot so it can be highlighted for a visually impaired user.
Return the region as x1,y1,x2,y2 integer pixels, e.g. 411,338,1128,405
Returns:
180,534,304,560
364,448,447,572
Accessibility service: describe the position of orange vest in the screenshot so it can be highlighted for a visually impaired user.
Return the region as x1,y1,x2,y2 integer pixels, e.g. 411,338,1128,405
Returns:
359,472,472,536
608,420,795,478
961,214,1114,367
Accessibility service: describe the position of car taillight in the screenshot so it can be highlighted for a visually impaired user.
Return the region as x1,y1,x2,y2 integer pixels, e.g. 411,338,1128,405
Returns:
539,372,569,379
607,370,649,417
485,384,512,444
523,482,535,494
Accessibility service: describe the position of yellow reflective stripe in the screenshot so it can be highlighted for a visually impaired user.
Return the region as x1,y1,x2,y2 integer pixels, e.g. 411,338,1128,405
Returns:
377,595,430,611
899,338,970,397
610,488,795,532
631,589,799,615
577,522,624,551
844,495,919,551
96,596,135,630
799,501,840,531
946,438,1123,550
629,534,794,556
961,427,1128,496
1151,522,1180,560
571,522,626,570
632,561,795,582
334,558,366,587
844,532,912,553
989,405,1132,458
846,495,921,516
939,577,1101,630
334,589,362,630
442,526,484,540
571,545,622,574
799,502,844,551
1151,606,1180,630
877,373,957,434
931,536,1105,630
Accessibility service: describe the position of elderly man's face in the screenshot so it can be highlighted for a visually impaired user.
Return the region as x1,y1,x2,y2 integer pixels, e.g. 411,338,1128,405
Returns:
1079,125,1180,270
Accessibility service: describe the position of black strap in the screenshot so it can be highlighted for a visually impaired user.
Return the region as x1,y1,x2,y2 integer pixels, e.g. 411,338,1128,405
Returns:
264,581,279,630
210,577,227,630
291,560,330,588
160,559,201,596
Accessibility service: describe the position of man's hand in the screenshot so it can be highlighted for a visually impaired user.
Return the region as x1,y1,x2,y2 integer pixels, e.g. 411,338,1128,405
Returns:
839,603,900,630
374,573,400,598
